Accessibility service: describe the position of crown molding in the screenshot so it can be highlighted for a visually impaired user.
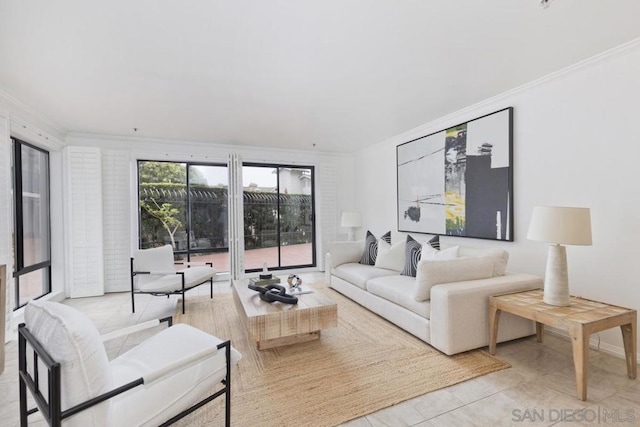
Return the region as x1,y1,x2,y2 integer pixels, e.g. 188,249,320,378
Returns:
65,132,350,160
0,89,67,147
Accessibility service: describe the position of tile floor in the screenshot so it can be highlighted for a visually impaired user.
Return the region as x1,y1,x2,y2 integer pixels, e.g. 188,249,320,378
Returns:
1,272,639,426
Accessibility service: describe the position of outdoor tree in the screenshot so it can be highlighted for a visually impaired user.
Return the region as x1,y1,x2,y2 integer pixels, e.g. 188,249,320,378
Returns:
138,162,205,248
139,161,206,184
140,198,183,249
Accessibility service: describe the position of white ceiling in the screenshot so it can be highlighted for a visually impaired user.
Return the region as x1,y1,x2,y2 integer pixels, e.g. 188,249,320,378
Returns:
1,1,640,153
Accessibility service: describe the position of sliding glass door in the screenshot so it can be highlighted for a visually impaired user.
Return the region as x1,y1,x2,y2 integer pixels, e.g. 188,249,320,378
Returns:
243,164,315,271
138,160,315,274
137,161,229,272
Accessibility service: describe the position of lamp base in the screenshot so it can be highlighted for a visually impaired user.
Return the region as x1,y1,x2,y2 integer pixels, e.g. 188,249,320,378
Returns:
543,244,570,306
347,229,355,242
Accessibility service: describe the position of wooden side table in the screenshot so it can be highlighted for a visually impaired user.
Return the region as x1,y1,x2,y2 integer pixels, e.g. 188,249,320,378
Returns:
489,289,637,401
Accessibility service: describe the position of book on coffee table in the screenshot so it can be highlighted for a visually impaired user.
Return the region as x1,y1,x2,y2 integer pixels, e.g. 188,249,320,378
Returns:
249,277,281,287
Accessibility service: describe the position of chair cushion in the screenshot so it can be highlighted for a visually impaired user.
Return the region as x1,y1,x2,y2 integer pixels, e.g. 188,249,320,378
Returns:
25,300,112,427
414,257,495,302
366,275,431,319
332,263,399,289
110,324,242,427
137,266,216,293
133,244,175,272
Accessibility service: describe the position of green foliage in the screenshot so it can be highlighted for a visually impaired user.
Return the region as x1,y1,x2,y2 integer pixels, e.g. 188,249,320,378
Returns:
140,198,183,248
139,161,207,185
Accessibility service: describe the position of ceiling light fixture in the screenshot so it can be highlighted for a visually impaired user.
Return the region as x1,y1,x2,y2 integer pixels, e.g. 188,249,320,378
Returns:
540,0,552,8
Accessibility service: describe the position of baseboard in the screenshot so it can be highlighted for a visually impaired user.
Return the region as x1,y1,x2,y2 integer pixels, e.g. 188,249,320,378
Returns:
545,326,640,364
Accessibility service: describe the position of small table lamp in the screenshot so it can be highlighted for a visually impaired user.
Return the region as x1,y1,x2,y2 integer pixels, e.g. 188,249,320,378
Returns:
341,212,362,242
527,206,592,306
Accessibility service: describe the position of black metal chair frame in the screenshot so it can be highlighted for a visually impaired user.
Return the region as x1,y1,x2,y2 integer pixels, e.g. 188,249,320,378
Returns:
130,258,214,314
18,317,232,427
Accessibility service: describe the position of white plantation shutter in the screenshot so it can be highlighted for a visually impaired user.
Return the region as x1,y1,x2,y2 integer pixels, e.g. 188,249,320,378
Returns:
228,153,244,280
318,162,338,270
64,147,104,297
102,150,131,292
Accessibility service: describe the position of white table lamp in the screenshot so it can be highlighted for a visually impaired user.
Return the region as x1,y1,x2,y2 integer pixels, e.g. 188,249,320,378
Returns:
527,206,592,306
341,212,362,241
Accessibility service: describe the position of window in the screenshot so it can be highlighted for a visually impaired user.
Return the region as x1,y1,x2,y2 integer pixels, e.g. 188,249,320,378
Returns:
243,164,315,271
137,161,230,272
12,138,51,309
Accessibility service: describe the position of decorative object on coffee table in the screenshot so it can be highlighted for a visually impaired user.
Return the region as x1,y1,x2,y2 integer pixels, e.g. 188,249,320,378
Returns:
259,262,272,280
248,283,298,305
527,206,592,306
287,274,302,289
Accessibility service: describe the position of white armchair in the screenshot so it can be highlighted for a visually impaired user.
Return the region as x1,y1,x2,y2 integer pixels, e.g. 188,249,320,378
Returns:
18,299,241,426
131,245,216,314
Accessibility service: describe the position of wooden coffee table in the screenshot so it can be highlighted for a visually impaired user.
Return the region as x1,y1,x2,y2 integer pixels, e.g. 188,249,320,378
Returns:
232,279,338,350
489,289,637,401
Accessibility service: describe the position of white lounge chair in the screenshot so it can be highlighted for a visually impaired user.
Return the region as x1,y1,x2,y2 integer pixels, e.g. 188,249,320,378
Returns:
18,299,241,426
130,245,216,314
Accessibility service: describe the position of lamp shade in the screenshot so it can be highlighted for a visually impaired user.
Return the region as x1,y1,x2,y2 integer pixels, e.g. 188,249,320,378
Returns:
527,206,592,246
340,212,362,228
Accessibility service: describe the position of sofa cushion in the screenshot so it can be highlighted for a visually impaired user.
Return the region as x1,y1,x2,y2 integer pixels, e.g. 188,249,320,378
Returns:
414,257,495,302
457,246,509,276
367,275,431,319
375,239,406,272
25,300,113,427
333,263,399,289
359,231,391,265
401,235,439,277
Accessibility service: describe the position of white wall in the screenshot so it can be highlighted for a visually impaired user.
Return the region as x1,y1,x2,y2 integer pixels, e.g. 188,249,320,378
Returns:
354,40,640,360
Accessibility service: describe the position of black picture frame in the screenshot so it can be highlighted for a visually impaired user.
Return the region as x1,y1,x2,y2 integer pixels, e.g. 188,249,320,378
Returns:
396,107,514,241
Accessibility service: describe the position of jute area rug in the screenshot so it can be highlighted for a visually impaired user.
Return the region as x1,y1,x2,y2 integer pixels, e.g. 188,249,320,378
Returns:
173,285,509,426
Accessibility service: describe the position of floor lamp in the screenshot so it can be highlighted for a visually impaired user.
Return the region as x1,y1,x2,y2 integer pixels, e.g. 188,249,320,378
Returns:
341,212,362,242
527,206,592,306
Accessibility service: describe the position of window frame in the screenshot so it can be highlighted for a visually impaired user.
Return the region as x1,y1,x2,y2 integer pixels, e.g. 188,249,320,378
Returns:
243,162,316,272
11,138,52,309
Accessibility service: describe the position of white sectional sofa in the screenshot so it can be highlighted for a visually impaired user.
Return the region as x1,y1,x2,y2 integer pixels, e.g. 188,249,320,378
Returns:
325,240,543,355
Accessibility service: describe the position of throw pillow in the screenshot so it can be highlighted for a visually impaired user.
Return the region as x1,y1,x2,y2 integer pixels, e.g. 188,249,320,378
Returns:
428,234,440,250
359,231,390,265
401,235,421,277
421,244,459,261
457,246,509,276
375,239,406,271
413,257,495,302
401,235,441,277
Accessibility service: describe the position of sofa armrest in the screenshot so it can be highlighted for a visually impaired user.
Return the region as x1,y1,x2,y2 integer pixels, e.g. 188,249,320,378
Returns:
327,241,364,268
429,273,542,355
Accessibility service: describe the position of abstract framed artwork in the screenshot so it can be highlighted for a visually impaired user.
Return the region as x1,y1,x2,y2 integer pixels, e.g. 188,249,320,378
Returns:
396,107,513,241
